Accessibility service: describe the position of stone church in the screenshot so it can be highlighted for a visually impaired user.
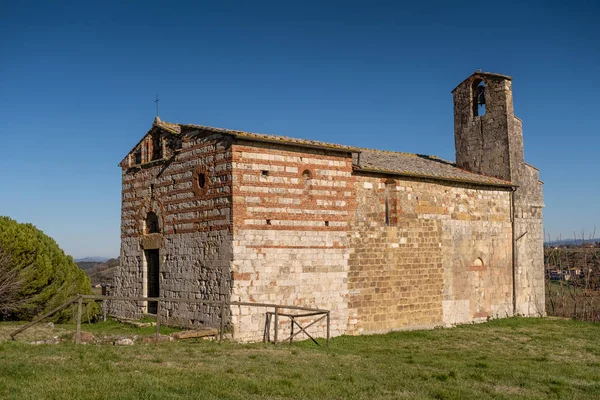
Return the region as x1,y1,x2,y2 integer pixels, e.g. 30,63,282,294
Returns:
113,72,544,342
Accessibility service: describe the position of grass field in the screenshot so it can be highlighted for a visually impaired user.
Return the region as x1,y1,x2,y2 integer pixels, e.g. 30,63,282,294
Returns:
1,317,599,399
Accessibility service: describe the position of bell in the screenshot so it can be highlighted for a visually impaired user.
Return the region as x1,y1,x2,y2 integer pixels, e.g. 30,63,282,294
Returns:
475,85,486,105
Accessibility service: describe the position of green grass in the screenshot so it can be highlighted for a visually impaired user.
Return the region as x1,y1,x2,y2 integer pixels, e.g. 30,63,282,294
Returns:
1,317,600,399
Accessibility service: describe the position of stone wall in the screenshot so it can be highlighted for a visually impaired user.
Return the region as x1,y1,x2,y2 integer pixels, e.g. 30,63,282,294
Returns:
230,141,354,342
113,128,233,327
453,72,545,318
453,73,516,181
513,164,545,316
347,175,513,334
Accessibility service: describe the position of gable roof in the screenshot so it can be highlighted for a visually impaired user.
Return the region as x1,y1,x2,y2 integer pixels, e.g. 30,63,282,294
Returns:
141,117,513,187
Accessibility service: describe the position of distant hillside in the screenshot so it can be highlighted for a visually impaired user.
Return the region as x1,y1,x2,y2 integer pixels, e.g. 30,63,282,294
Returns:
545,238,600,247
75,257,110,263
76,257,119,285
76,261,102,271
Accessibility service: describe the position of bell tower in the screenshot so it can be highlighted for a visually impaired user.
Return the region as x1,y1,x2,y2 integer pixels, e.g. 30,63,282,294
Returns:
453,71,545,317
452,71,524,182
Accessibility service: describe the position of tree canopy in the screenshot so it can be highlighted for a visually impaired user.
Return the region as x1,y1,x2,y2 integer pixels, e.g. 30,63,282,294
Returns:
0,216,93,321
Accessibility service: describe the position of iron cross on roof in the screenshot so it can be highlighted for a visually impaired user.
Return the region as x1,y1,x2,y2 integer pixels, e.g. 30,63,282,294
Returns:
154,95,159,117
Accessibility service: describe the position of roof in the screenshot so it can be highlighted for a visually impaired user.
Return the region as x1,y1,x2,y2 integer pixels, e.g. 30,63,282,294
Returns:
148,117,513,187
355,149,512,187
154,117,359,152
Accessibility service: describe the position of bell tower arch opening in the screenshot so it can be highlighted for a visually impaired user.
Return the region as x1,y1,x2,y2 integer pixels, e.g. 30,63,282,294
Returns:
472,79,486,117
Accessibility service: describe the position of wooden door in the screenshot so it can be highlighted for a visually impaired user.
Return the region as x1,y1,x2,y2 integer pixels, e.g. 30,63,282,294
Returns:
146,249,159,314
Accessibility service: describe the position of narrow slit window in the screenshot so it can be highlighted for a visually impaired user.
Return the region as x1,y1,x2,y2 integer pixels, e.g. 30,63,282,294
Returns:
384,179,396,226
197,173,206,189
152,134,162,160
134,147,142,164
385,184,390,226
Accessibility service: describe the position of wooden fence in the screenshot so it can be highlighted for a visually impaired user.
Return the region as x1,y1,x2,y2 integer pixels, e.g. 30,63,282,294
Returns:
10,294,331,347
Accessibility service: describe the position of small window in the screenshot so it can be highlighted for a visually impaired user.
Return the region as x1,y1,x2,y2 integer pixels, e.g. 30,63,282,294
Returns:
145,140,151,163
324,221,329,227
134,147,142,164
197,173,206,189
266,219,272,225
192,167,209,197
145,212,159,234
152,134,162,160
473,258,484,267
261,170,269,178
302,170,312,181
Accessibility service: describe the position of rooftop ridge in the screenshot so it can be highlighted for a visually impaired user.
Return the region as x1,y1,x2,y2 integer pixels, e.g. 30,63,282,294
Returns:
158,121,360,152
358,147,452,163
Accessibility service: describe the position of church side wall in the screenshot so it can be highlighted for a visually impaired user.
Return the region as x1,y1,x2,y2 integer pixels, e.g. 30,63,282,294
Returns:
230,142,354,342
113,133,233,328
347,175,513,335
514,164,545,316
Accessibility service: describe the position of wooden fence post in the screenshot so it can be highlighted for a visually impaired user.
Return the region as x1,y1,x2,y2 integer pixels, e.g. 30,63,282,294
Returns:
155,300,160,345
219,302,225,343
326,311,330,348
76,296,83,345
274,306,279,344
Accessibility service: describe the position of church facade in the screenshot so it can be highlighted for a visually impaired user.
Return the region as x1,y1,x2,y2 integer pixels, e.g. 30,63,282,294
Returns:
113,72,544,341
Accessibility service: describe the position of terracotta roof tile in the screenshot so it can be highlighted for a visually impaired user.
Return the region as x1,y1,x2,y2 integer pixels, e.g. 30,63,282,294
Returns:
152,119,513,187
355,149,512,186
177,123,359,152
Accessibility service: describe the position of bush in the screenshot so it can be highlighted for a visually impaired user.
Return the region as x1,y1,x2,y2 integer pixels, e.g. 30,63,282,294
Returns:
0,216,96,321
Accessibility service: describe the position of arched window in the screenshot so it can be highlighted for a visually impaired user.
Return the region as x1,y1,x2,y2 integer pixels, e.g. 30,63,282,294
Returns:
302,169,312,182
145,212,160,234
472,79,486,117
134,147,142,165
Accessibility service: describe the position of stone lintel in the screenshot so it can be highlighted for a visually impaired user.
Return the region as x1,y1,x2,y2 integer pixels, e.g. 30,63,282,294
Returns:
141,233,163,250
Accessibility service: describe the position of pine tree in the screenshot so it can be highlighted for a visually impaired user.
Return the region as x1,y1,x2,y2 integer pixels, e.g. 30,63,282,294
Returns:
0,216,95,321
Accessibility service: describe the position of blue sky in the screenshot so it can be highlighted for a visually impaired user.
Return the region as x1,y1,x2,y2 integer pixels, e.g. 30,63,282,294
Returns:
1,0,599,258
